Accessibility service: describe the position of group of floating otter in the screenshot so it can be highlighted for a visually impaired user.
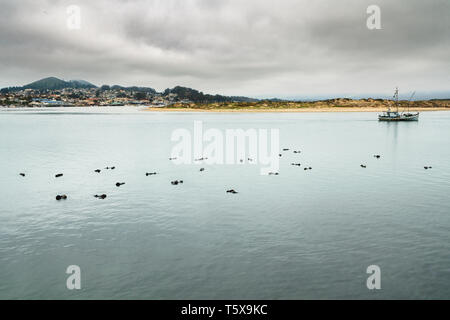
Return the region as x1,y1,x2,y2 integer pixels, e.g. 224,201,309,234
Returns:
18,151,434,201
361,154,381,168
19,166,123,201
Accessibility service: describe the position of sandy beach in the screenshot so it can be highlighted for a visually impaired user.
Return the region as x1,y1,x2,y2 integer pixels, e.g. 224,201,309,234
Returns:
144,107,450,113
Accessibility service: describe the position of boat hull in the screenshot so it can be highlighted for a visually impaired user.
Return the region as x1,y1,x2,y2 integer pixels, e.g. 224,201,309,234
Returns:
378,113,419,121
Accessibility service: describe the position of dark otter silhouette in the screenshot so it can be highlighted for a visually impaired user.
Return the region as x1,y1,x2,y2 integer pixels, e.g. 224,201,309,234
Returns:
200,168,205,172
171,180,184,185
56,194,67,201
146,172,157,176
424,166,433,170
19,173,25,177
291,163,301,166
116,182,125,187
169,157,177,160
293,150,301,154
283,148,290,151
94,169,101,173
55,173,63,178
268,172,279,175
94,194,107,199
227,189,238,194
361,165,367,168
374,155,381,159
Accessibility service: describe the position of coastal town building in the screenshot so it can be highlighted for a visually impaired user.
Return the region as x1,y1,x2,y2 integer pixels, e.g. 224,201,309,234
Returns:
0,87,187,107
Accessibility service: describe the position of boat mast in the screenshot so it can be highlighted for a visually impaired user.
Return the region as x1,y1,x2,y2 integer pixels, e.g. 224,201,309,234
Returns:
394,87,399,113
408,91,416,113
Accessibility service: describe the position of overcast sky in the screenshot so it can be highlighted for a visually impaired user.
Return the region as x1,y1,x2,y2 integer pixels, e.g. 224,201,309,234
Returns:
0,0,448,98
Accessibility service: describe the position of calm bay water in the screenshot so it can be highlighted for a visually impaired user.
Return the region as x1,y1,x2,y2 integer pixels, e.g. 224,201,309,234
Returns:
0,107,449,299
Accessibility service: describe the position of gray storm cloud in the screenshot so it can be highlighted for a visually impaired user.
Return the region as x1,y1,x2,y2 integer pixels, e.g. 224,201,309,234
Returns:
0,0,448,98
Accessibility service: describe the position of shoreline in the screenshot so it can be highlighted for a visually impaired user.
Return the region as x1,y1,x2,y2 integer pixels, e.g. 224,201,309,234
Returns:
2,105,449,113
144,107,450,113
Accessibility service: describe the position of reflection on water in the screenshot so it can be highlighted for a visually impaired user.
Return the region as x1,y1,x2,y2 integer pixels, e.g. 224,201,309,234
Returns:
0,109,449,299
381,120,420,154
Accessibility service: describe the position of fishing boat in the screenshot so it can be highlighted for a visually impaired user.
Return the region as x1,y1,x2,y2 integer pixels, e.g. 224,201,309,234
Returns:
378,88,419,121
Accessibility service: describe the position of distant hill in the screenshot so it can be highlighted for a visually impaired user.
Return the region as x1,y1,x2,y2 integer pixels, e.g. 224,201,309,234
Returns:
68,80,97,89
23,77,97,90
99,84,157,94
163,86,257,103
0,77,97,92
0,78,256,103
